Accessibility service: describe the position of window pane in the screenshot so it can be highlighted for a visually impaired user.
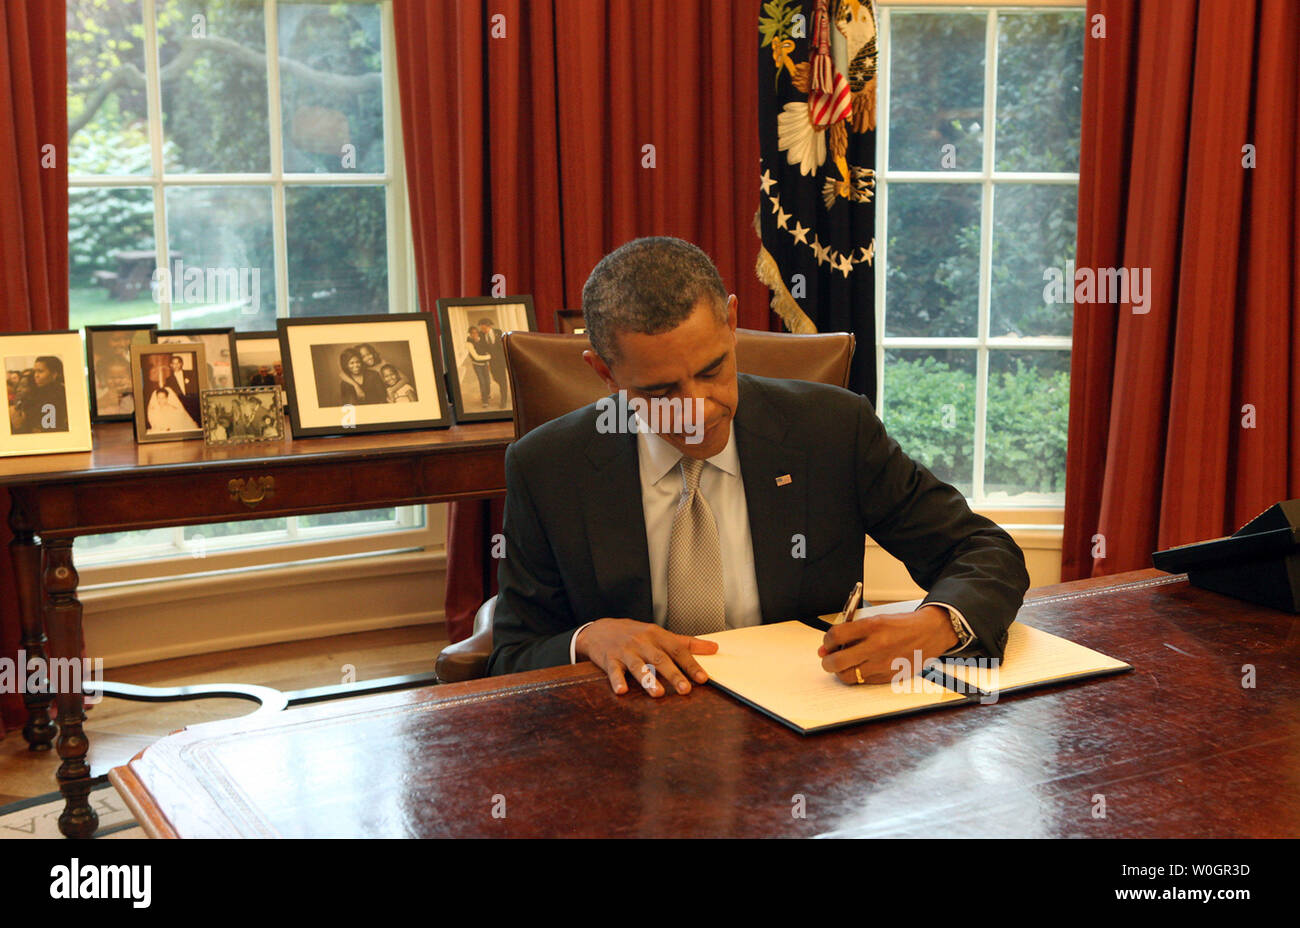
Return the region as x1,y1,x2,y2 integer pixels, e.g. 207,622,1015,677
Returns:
157,0,270,174
299,508,403,530
286,186,388,316
986,350,1070,501
995,12,1084,173
75,528,178,562
69,187,160,327
990,183,1076,338
885,183,980,338
882,349,975,497
184,519,291,547
67,0,152,176
164,186,277,330
279,2,385,174
888,12,985,172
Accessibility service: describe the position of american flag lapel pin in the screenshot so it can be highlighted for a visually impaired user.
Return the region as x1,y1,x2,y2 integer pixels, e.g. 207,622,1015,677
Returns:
775,474,792,487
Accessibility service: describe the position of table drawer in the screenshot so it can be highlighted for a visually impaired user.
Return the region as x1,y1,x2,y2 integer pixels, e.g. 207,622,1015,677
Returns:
25,447,505,535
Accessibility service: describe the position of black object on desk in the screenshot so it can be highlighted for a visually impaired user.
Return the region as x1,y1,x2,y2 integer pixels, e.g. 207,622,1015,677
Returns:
1153,499,1300,612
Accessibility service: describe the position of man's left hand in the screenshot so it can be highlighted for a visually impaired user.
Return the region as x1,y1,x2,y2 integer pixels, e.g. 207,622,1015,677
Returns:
817,605,959,685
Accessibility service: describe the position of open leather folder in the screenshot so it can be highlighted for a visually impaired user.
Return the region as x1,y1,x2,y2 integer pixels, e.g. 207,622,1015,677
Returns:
693,603,1131,735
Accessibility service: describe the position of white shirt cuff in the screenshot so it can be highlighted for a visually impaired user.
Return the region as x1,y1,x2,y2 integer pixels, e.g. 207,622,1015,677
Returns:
570,621,595,664
929,602,976,656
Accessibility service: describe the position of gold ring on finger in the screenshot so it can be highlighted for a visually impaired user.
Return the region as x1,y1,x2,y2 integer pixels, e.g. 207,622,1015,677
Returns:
854,666,865,684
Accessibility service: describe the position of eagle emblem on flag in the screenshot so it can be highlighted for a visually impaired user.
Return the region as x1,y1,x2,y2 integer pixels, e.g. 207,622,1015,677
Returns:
757,0,879,398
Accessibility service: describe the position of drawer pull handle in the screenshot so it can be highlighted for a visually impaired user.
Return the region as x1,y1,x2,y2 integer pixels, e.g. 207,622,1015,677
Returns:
229,476,275,508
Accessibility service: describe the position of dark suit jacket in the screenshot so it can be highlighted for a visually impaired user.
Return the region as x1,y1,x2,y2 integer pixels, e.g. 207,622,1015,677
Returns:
166,372,200,421
487,374,1030,675
483,331,508,380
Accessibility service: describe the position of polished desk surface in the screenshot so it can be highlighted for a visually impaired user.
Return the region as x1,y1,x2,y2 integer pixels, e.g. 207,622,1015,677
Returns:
109,569,1300,838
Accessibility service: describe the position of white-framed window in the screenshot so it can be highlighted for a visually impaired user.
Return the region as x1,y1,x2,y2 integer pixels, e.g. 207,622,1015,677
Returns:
66,0,429,578
874,2,1082,509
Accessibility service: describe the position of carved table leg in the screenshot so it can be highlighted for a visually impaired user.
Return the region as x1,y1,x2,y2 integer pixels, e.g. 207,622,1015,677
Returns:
8,496,55,751
43,539,98,839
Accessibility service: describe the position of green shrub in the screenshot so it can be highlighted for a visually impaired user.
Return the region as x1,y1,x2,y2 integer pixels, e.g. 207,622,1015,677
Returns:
882,355,1069,496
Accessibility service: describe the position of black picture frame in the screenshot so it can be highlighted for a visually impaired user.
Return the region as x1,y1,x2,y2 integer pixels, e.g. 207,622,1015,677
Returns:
85,323,158,422
277,313,452,437
435,295,537,423
233,329,288,411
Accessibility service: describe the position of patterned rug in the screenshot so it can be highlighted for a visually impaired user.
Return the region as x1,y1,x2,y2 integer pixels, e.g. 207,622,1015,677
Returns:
0,783,143,839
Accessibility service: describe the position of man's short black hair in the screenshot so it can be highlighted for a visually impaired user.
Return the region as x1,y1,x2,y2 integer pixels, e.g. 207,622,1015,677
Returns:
581,236,728,363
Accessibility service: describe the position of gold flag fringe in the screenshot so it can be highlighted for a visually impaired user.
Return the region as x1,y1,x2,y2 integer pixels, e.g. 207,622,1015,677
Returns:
755,238,817,335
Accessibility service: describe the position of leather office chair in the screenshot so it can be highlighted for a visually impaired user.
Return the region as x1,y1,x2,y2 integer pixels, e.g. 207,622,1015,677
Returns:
434,327,856,683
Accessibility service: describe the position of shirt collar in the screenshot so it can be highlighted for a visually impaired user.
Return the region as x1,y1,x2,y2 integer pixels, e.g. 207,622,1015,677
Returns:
637,419,739,486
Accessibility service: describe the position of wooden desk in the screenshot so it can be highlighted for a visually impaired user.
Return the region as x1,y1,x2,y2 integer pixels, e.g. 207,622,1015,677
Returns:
109,569,1300,837
2,420,513,838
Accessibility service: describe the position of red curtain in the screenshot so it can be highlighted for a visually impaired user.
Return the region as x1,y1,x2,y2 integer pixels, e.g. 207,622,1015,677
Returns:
0,0,69,737
394,0,766,641
1062,0,1300,580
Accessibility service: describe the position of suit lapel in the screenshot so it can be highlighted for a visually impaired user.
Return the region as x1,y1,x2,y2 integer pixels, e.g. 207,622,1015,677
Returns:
734,376,807,623
581,423,654,621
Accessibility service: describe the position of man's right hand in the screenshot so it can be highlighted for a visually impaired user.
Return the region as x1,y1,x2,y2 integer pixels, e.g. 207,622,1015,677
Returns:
575,618,718,697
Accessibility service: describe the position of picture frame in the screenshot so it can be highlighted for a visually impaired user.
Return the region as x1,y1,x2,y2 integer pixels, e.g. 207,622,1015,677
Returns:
233,330,288,411
200,387,285,446
85,324,158,422
277,313,452,438
131,341,210,443
152,327,239,390
554,309,585,335
435,295,537,423
1,331,93,458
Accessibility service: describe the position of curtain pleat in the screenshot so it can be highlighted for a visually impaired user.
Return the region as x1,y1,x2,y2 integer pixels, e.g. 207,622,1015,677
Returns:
394,0,765,642
1063,0,1300,580
0,0,69,737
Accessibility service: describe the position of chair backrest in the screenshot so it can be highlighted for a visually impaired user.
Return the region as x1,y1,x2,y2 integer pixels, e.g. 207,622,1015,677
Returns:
503,328,855,439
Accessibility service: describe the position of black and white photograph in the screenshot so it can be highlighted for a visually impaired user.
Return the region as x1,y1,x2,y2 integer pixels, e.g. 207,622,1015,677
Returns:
0,331,93,457
436,296,536,423
200,386,285,446
278,314,451,437
153,327,238,390
308,340,419,408
130,342,209,443
86,324,157,421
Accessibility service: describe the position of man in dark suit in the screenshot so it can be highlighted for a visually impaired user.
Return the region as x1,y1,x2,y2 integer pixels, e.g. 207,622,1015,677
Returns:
165,354,201,424
488,237,1029,698
477,318,510,406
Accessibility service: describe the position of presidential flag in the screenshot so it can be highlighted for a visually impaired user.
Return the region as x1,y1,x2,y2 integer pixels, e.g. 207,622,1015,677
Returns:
757,0,878,400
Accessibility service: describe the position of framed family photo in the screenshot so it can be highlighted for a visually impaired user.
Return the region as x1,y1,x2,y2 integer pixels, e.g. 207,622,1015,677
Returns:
1,331,93,458
153,327,239,390
233,330,287,411
200,387,285,446
234,331,285,389
85,324,157,421
131,342,209,443
277,314,451,438
435,295,537,423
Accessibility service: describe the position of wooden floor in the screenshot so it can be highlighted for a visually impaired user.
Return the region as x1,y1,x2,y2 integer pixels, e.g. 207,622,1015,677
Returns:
0,625,448,808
